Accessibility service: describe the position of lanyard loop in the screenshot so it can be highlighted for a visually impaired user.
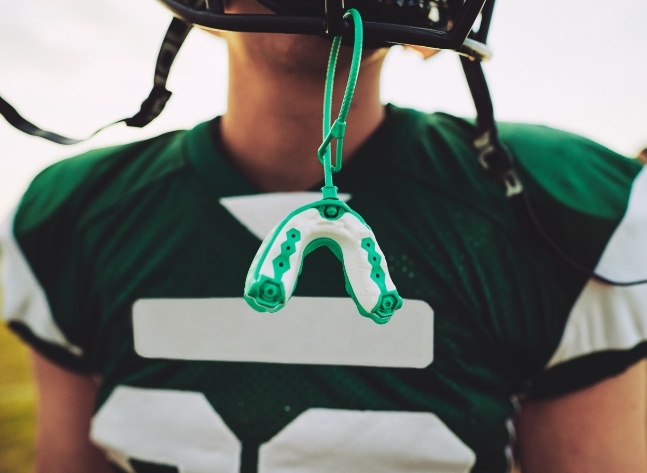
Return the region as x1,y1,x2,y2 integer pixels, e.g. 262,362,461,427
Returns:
317,8,364,199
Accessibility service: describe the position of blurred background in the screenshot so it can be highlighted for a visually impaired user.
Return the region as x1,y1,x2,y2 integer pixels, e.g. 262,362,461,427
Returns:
1,0,646,471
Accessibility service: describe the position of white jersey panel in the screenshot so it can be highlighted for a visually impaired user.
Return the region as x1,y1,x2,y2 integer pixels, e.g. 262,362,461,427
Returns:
92,388,476,473
91,386,241,473
260,408,475,473
595,168,647,282
0,208,83,356
547,168,647,368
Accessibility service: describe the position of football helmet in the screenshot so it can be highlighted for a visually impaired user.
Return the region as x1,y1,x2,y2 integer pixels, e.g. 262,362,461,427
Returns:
0,0,496,144
158,0,493,59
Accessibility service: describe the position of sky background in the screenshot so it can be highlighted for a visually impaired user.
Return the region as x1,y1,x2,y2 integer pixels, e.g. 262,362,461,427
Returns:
1,0,646,218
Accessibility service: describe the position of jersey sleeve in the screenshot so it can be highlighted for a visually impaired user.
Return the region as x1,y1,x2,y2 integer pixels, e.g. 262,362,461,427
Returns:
501,124,647,398
1,131,188,374
0,148,124,373
531,167,647,397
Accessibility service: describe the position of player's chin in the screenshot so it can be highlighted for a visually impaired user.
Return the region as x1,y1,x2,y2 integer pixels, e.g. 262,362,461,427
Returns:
290,38,389,77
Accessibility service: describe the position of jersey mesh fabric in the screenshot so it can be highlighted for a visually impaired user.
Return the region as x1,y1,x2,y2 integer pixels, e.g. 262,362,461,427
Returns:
3,104,645,473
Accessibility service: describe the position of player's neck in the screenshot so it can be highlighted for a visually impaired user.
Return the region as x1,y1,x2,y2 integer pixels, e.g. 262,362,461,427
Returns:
219,51,387,192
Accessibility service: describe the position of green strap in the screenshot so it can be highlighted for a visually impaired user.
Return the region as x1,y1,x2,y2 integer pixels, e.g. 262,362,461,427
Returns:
318,8,364,199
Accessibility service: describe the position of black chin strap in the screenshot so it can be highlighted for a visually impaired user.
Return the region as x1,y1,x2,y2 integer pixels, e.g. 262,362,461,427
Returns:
460,55,523,198
0,16,193,145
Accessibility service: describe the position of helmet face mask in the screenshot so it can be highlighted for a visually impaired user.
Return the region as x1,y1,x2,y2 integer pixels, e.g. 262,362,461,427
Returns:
159,0,492,58
251,0,462,31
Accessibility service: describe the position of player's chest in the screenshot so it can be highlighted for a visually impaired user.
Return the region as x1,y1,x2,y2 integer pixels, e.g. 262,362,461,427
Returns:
89,191,516,473
92,360,494,473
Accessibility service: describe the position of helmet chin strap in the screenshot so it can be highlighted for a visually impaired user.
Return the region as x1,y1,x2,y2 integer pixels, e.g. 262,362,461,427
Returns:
244,8,404,323
0,0,490,145
0,3,202,145
460,26,647,286
461,56,524,198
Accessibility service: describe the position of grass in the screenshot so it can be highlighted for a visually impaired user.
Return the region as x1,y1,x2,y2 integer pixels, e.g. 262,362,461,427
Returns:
0,321,36,473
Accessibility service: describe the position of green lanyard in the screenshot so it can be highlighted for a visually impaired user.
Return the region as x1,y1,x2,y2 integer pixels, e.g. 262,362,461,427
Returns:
317,8,363,200
244,9,403,324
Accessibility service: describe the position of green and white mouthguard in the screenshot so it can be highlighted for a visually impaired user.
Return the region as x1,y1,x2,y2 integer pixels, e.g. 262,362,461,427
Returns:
244,9,403,323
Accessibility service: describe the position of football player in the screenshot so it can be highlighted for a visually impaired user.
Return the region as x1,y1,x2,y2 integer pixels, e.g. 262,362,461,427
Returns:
1,1,646,472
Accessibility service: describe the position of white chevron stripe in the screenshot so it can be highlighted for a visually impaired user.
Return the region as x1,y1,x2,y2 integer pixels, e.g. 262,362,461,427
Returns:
220,192,351,240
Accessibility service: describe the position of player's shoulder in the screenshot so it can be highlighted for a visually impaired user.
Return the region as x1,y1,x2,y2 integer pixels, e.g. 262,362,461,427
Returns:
14,129,188,234
496,121,644,231
399,106,643,200
402,105,639,168
390,105,645,259
497,120,641,181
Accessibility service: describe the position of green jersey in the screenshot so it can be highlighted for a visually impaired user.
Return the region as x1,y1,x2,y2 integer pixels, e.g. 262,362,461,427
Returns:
2,105,646,473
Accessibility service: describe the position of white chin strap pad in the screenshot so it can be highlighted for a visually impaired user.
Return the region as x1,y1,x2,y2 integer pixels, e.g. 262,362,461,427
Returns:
244,199,402,324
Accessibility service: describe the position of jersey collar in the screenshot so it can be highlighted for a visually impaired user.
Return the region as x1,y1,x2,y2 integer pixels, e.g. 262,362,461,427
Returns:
184,105,421,198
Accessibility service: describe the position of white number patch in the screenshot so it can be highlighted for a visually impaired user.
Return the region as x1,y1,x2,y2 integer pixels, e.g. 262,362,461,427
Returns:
91,387,475,473
90,387,241,473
